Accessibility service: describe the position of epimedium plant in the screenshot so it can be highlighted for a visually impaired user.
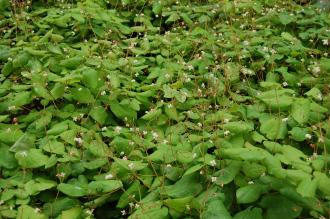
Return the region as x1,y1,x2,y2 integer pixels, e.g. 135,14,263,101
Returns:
0,0,329,218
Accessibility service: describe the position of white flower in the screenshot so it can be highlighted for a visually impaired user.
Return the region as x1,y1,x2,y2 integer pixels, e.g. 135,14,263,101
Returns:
282,81,288,87
56,172,66,178
305,134,312,139
187,65,194,70
312,66,321,74
143,130,148,135
223,118,230,123
135,203,140,208
166,164,172,168
163,139,168,144
322,39,329,45
100,91,106,96
248,181,254,184
86,209,94,215
74,137,83,144
114,126,122,133
243,40,250,46
165,73,171,79
34,208,41,213
121,210,126,215
20,151,28,157
210,160,217,167
197,122,202,127
8,105,16,110
128,163,134,170
167,103,173,108
281,117,289,122
152,131,159,139
224,130,231,136
122,156,128,160
211,177,217,182
129,202,134,208
120,151,125,156
318,137,324,143
105,174,113,180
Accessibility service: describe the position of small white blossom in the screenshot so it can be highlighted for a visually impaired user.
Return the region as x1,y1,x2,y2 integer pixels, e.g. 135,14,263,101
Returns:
8,105,16,111
152,131,159,139
100,91,106,96
20,151,28,157
101,127,107,131
197,122,202,127
121,210,126,215
248,181,254,184
224,130,231,136
223,118,230,123
56,172,66,178
120,151,125,156
135,203,140,208
105,173,113,179
34,208,41,213
282,117,289,122
210,160,217,167
312,66,321,74
129,202,134,208
114,126,122,134
122,156,128,160
128,163,134,170
282,81,288,87
322,39,329,45
211,177,217,182
166,164,172,168
74,137,83,144
163,139,168,144
305,134,312,139
167,103,173,108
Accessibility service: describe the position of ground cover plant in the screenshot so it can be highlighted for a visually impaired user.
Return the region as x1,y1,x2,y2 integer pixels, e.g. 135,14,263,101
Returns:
0,0,330,218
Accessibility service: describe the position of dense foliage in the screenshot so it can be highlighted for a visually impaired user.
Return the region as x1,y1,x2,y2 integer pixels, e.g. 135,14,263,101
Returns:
0,0,330,218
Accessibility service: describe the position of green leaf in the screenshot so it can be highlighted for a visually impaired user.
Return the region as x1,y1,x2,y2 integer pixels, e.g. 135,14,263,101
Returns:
214,161,242,185
162,174,203,198
88,180,122,194
57,183,88,197
260,117,287,140
291,98,310,125
183,164,204,176
71,87,95,104
164,196,193,213
58,207,82,219
82,68,99,89
233,208,263,219
201,196,232,219
17,205,47,219
15,149,49,168
10,133,35,152
260,195,302,219
0,144,17,169
223,121,254,134
90,106,108,124
43,198,80,217
236,184,268,204
129,202,168,219
297,178,317,198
